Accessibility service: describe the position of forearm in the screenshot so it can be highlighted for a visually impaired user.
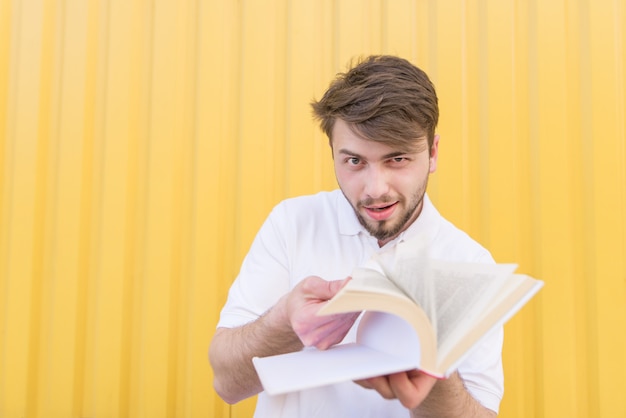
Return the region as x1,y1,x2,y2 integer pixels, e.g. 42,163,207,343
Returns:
209,299,303,404
411,372,497,418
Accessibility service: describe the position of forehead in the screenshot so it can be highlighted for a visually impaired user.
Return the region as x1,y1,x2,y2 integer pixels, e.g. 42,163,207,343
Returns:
331,119,428,155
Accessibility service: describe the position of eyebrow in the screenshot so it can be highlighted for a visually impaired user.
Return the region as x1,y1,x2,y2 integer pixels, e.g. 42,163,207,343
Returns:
337,148,415,160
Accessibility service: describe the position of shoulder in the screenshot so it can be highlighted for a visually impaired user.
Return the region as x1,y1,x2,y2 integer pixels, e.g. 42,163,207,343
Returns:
262,189,361,259
269,189,347,224
422,198,493,263
276,189,343,210
434,217,493,263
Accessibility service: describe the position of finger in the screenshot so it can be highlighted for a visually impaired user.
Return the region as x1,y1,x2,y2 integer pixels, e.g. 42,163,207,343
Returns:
356,376,396,400
314,317,357,349
299,312,358,348
354,379,372,389
310,276,350,297
388,371,437,409
294,308,354,333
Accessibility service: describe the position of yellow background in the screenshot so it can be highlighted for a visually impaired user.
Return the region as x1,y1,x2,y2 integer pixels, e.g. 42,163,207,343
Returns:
1,0,625,417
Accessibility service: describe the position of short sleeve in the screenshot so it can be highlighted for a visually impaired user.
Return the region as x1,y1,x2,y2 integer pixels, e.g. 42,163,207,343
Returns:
217,203,291,328
457,326,504,413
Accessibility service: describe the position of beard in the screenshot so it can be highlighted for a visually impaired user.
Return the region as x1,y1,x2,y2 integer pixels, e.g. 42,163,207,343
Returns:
348,178,429,243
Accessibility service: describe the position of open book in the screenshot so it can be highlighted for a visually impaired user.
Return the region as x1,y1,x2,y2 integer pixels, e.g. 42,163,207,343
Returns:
252,239,544,396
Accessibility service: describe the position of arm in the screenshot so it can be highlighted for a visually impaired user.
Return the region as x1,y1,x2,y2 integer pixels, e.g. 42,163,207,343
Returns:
357,371,496,417
411,372,496,417
209,297,302,404
209,276,359,404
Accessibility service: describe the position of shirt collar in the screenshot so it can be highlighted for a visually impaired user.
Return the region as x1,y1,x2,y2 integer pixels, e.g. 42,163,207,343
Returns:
395,193,440,245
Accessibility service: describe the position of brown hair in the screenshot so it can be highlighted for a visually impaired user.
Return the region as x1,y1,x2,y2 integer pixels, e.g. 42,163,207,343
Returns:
311,55,439,151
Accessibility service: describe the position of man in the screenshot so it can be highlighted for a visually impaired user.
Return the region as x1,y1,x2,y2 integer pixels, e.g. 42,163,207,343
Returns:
209,55,502,417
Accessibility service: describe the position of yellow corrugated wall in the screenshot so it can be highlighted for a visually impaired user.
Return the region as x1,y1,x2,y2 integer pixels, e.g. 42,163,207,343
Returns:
0,1,624,417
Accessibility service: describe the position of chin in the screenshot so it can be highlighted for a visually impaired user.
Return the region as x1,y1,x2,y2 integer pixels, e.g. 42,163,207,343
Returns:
367,223,403,242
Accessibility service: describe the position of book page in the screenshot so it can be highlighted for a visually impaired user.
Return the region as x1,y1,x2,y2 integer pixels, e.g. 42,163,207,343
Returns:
347,266,414,300
253,311,423,395
372,238,517,351
319,266,439,372
437,274,544,373
427,260,517,346
372,241,437,331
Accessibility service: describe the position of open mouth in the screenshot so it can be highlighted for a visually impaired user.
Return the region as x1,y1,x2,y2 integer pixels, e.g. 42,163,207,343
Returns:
364,202,398,221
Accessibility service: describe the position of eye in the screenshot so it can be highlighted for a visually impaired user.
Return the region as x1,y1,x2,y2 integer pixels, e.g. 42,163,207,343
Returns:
388,156,410,166
347,157,361,165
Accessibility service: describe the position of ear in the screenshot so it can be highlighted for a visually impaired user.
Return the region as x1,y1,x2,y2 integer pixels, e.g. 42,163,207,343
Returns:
429,134,440,173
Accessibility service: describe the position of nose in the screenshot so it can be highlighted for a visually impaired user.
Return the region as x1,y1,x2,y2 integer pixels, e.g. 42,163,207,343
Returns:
363,165,390,199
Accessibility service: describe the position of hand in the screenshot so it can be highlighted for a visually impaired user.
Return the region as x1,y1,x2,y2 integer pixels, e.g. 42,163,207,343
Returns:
356,369,437,409
285,276,359,350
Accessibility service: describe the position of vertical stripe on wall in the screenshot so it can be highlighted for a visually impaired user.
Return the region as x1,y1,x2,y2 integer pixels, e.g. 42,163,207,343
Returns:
0,1,624,417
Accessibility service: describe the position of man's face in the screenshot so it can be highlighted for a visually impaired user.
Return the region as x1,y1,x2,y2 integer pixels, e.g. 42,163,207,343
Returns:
332,119,439,246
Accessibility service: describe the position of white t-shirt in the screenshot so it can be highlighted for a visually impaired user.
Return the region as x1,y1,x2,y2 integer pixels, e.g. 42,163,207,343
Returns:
217,190,504,417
